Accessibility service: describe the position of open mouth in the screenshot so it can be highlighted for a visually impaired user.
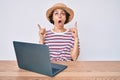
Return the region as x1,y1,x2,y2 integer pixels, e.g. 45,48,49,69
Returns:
58,20,62,24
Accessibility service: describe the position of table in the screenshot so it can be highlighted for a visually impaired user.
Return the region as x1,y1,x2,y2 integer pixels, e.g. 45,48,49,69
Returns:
0,60,120,80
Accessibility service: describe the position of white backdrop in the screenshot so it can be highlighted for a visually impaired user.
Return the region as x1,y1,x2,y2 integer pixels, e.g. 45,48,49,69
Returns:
0,0,120,61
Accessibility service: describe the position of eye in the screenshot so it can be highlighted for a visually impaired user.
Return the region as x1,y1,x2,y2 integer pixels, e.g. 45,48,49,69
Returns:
61,12,65,15
54,12,58,15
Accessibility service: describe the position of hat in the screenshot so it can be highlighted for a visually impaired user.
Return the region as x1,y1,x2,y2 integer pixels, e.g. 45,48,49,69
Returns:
46,3,74,24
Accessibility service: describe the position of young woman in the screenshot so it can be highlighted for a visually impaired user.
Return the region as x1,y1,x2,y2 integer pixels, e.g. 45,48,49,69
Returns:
38,3,80,61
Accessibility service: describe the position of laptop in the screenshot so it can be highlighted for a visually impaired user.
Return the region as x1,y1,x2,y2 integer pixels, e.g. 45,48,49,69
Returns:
13,41,67,77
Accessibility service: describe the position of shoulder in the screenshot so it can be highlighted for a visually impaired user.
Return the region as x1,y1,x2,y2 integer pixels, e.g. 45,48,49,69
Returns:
64,29,73,36
46,29,53,33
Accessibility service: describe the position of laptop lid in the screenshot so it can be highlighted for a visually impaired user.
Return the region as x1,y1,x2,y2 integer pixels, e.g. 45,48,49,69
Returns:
13,41,67,77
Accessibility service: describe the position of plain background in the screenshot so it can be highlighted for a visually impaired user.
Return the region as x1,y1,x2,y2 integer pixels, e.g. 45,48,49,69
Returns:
0,0,120,61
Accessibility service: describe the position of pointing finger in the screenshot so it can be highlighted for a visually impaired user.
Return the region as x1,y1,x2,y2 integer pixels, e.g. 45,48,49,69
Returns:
37,24,41,30
74,21,77,28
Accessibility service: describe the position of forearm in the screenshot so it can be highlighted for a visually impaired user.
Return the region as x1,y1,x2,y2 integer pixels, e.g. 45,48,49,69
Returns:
71,38,80,61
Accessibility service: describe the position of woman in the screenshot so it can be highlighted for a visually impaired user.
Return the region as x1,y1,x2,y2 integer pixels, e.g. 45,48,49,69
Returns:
38,3,80,61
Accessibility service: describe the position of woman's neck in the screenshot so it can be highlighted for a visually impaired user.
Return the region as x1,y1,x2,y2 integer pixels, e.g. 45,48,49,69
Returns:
53,26,66,33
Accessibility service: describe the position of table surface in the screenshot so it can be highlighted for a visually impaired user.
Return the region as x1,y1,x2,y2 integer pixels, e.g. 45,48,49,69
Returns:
0,60,120,80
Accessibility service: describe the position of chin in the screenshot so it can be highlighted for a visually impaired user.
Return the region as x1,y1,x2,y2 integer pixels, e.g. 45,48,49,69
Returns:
59,25,64,28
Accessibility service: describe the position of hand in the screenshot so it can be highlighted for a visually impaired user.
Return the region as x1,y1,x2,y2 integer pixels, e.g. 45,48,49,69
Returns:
69,22,78,39
38,24,46,39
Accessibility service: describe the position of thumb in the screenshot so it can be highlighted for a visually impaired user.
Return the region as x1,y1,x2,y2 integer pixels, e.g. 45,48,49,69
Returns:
69,28,73,32
43,27,46,32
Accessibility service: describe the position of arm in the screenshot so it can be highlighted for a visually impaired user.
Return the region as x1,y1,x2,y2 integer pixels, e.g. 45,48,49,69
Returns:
39,37,44,44
69,22,80,61
70,38,80,61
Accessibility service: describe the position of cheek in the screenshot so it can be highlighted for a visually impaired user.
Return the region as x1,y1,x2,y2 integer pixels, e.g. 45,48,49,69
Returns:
63,16,66,22
52,18,57,23
52,17,58,24
52,15,57,21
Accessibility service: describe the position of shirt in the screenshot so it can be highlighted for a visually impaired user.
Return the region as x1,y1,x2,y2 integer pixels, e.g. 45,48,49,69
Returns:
44,29,75,61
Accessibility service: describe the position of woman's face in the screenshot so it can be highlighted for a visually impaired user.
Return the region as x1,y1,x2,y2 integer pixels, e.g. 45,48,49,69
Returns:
52,9,66,28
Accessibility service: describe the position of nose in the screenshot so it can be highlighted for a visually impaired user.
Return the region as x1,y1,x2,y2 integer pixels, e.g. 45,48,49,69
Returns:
58,14,62,18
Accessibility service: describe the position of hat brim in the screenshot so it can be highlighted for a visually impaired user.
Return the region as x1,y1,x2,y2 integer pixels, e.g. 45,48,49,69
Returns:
46,5,74,24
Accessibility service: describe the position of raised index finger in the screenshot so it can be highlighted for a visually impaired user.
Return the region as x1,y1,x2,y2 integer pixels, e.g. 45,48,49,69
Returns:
37,24,41,31
74,21,77,28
